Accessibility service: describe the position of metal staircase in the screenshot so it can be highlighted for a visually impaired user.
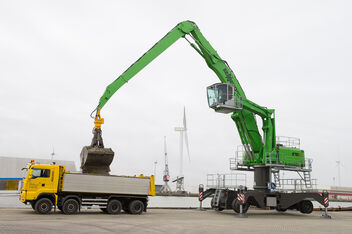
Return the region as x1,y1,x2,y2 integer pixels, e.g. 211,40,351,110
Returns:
303,171,312,188
213,189,222,208
272,170,281,187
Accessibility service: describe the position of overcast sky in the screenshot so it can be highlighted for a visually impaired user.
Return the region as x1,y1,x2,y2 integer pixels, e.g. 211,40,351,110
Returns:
1,0,351,190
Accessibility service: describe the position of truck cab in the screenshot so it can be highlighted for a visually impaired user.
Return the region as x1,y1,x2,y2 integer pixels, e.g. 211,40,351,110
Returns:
20,163,64,208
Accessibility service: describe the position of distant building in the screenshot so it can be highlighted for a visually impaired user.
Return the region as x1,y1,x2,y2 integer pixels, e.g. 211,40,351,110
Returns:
0,156,76,190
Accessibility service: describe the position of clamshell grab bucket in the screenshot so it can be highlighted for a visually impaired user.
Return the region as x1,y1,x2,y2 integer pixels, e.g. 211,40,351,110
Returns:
80,146,114,175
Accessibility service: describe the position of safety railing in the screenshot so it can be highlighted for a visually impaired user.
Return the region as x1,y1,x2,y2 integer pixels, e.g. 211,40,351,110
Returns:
276,136,300,148
276,178,318,192
206,173,247,189
264,152,313,171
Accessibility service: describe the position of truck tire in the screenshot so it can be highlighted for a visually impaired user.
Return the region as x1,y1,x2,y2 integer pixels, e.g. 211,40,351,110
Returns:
106,200,122,214
128,200,144,215
299,200,313,214
62,199,79,215
34,198,53,214
232,199,249,214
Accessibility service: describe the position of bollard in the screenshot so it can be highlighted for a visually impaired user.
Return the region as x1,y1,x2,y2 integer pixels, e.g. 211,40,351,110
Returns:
321,191,331,219
197,184,206,211
237,192,248,218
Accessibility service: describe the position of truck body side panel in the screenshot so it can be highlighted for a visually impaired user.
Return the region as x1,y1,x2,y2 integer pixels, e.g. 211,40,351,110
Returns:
62,173,150,195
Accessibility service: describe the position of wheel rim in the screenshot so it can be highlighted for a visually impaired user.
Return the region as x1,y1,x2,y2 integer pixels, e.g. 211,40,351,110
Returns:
112,204,118,211
304,203,311,213
41,203,48,211
68,203,75,211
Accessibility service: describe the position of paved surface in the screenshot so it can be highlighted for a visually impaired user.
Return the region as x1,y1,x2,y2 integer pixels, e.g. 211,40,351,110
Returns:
0,208,351,234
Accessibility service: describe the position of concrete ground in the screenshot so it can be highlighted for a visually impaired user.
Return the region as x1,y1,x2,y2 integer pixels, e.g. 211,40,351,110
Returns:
0,208,351,234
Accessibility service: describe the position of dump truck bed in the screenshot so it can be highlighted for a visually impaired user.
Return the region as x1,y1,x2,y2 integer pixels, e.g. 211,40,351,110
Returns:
61,173,151,195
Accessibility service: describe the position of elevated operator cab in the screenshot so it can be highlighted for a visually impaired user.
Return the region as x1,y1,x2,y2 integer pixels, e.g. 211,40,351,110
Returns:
207,83,242,114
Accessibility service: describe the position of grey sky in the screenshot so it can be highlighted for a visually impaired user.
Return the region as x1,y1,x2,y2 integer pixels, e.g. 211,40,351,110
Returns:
1,0,351,189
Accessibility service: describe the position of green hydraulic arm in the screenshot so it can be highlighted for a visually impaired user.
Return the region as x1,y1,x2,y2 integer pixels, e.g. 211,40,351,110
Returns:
92,20,276,165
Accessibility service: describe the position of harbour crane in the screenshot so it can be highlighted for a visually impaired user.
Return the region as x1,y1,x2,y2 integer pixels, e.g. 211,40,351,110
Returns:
80,21,330,216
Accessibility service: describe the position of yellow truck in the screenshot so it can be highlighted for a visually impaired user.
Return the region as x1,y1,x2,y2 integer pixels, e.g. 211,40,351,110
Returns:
20,162,155,215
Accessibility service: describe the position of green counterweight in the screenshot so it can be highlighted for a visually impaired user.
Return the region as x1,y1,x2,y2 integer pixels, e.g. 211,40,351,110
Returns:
94,20,305,167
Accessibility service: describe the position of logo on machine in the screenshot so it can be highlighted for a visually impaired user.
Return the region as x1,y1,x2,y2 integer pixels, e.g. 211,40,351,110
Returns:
223,69,241,96
223,69,234,84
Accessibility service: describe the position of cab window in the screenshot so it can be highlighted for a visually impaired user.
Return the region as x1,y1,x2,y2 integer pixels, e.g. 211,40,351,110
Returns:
31,169,50,179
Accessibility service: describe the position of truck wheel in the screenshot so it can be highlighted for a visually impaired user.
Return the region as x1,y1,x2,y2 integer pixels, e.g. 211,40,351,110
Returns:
128,200,144,215
232,199,249,214
299,200,313,214
63,199,79,215
34,198,53,214
107,200,122,214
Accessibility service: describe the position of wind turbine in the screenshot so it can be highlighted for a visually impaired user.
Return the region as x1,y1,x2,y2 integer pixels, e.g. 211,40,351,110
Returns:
173,107,190,192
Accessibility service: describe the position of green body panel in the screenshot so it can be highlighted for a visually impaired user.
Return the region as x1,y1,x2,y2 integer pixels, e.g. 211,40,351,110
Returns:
95,20,305,167
277,147,305,167
243,147,305,167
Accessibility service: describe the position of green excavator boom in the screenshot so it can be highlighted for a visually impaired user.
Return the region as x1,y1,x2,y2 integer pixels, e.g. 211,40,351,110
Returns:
84,21,304,172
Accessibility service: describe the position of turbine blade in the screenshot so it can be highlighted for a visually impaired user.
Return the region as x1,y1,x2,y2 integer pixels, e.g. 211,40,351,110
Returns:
183,106,187,129
185,131,190,162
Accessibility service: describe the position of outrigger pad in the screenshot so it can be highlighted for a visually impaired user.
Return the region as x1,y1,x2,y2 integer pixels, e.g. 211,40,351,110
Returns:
80,146,114,175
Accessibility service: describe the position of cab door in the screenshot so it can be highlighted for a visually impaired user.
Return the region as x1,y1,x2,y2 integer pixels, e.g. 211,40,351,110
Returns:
26,167,56,200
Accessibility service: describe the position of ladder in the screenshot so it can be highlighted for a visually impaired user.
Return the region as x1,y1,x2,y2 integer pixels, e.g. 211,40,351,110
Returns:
303,171,312,188
213,189,222,207
272,170,281,187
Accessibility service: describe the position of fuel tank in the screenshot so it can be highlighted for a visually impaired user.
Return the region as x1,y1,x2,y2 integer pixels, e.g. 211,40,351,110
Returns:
80,146,114,175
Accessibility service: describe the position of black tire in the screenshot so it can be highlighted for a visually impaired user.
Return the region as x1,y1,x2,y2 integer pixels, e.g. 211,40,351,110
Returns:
299,200,313,214
128,200,144,215
232,199,249,214
34,198,53,214
106,200,122,214
62,199,79,215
